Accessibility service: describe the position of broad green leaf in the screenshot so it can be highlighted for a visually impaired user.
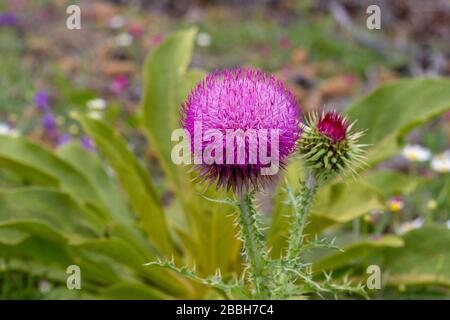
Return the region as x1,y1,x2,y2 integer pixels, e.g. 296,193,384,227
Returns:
56,142,134,226
72,238,192,296
313,235,404,273
0,236,72,267
0,136,103,206
101,282,171,300
43,288,97,300
384,226,450,287
364,169,422,197
0,259,68,284
347,78,450,165
311,180,384,223
141,27,200,192
0,188,103,243
75,115,174,256
0,228,29,245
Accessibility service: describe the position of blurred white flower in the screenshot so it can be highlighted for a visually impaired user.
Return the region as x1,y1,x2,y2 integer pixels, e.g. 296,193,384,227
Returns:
396,217,424,235
87,98,107,111
115,32,133,47
401,144,431,162
0,123,19,137
369,209,384,216
38,280,52,294
109,15,125,29
106,165,115,177
196,32,211,47
430,150,450,173
446,220,450,229
0,123,10,135
427,199,437,211
87,110,103,119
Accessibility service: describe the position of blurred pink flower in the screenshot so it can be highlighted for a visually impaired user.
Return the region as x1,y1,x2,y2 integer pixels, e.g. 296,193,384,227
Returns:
129,23,144,38
279,37,291,50
444,110,450,121
111,75,129,94
150,33,164,47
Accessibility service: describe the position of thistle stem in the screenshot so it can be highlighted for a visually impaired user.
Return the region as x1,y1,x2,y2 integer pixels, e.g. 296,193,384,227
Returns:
276,171,318,298
286,171,318,262
237,191,268,299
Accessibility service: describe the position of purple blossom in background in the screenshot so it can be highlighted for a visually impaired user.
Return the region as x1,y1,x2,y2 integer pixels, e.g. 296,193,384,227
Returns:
58,133,72,146
111,75,129,94
278,36,291,50
41,112,56,131
34,90,50,112
150,33,164,47
80,136,96,152
0,13,19,27
41,112,59,141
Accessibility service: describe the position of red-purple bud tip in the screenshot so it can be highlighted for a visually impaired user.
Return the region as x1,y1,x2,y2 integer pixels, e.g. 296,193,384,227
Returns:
317,111,348,144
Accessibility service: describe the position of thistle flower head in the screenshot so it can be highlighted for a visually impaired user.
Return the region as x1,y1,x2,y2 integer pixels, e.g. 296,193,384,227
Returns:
299,110,366,182
181,67,301,192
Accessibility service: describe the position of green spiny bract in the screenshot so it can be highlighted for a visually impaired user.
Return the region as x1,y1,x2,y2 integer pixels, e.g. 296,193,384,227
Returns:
298,111,367,182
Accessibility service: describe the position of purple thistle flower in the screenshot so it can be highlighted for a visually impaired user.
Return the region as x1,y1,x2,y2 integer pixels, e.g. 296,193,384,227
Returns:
0,13,19,27
317,111,348,144
34,90,50,112
181,68,301,192
80,136,96,152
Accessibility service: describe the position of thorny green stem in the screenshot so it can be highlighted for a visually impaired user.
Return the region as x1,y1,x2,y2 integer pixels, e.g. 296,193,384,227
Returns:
286,171,318,262
237,191,269,299
277,170,318,297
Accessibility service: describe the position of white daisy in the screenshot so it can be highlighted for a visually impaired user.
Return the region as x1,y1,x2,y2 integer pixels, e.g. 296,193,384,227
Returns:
87,98,107,111
401,144,431,162
87,110,103,119
430,150,450,173
0,123,19,137
115,32,133,47
196,32,211,47
109,15,125,29
38,280,52,294
396,217,424,235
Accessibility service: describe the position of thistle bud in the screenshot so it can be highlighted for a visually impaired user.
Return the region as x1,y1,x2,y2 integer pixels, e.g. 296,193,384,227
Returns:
298,111,366,182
